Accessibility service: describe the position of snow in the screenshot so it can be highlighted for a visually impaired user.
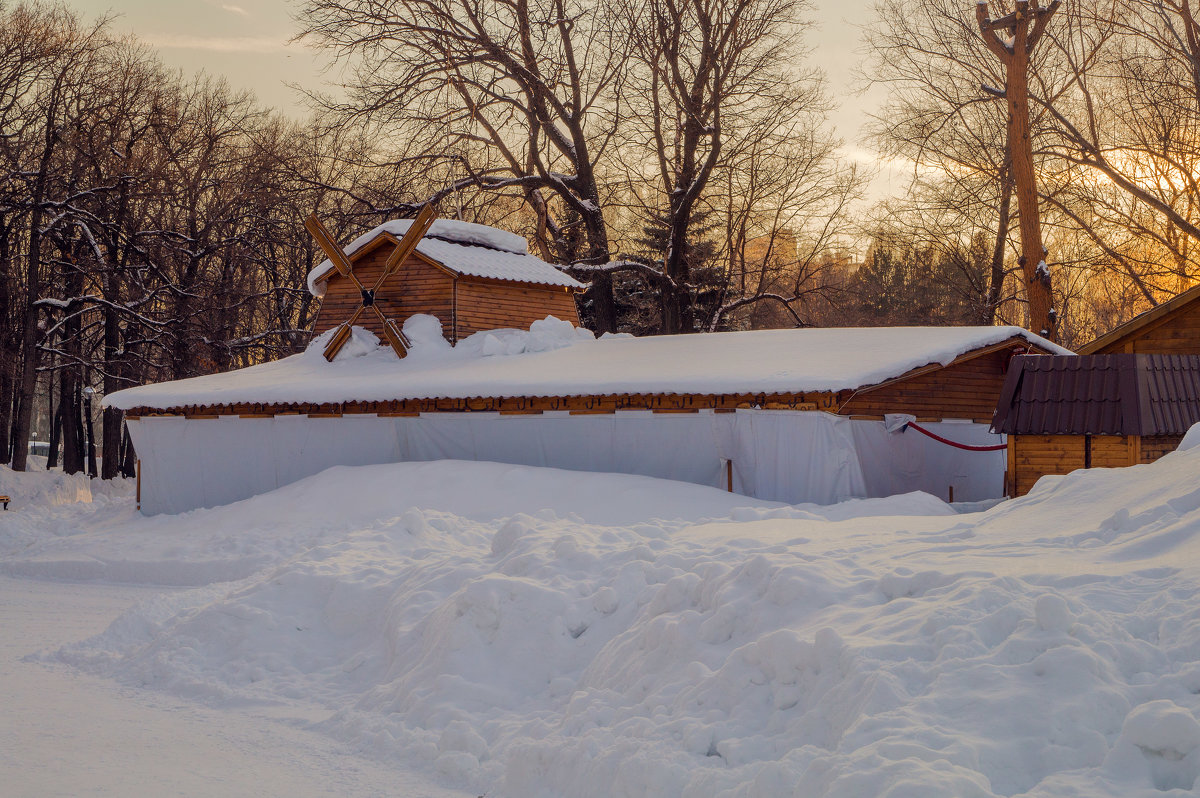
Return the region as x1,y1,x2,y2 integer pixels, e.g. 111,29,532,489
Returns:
105,321,1069,411
306,219,584,297
4,433,1200,796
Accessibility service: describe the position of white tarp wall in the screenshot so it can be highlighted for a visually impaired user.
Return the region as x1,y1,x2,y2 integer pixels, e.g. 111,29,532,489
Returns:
128,410,1005,515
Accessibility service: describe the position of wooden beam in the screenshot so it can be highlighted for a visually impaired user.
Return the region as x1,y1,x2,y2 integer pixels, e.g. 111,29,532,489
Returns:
305,214,354,278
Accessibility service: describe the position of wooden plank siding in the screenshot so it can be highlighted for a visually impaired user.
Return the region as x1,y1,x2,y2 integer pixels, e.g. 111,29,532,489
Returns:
1140,435,1184,462
313,243,454,341
1121,304,1200,354
454,279,580,339
840,345,1024,422
1082,287,1200,355
1007,432,1183,496
312,231,580,345
1009,435,1090,496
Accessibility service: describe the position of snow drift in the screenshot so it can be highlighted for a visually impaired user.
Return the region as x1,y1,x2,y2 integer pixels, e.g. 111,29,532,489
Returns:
6,448,1200,796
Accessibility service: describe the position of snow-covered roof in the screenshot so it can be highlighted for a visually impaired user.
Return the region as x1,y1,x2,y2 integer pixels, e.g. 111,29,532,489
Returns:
105,322,1072,411
306,219,584,296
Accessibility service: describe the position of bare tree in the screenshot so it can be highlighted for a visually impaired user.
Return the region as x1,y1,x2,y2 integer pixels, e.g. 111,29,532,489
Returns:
297,0,630,331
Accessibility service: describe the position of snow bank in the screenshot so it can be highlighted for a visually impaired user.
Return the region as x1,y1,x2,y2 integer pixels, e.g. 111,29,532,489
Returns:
8,445,1195,796
1178,421,1200,452
105,323,1069,411
0,464,93,509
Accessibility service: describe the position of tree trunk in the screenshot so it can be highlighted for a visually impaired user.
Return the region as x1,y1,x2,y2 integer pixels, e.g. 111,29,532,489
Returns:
60,373,82,475
47,400,61,470
0,221,11,466
101,302,122,479
84,389,97,478
0,369,10,466
11,87,64,471
586,272,617,334
10,296,40,471
985,161,1014,324
1007,29,1055,340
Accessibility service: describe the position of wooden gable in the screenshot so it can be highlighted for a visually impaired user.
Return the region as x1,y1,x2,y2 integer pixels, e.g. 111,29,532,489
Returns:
312,232,454,343
312,230,582,344
839,337,1053,423
1079,284,1200,355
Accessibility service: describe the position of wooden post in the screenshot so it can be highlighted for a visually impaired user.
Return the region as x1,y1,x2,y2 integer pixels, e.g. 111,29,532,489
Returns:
135,458,141,511
977,0,1060,342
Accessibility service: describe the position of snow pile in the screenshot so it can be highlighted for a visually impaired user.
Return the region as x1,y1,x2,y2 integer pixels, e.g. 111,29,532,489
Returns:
0,441,1188,796
0,463,93,509
1178,421,1200,452
403,313,453,356
306,325,394,362
457,315,596,358
401,313,594,360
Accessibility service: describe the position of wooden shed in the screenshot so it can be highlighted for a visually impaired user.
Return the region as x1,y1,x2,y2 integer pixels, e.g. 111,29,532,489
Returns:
307,218,584,344
991,354,1200,496
108,325,1067,514
1078,283,1200,355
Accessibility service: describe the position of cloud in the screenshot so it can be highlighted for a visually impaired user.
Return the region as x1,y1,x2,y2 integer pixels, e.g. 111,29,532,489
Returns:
143,33,287,53
220,4,250,16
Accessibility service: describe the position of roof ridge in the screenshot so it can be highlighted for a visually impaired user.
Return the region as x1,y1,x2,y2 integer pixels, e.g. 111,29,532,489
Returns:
423,231,530,257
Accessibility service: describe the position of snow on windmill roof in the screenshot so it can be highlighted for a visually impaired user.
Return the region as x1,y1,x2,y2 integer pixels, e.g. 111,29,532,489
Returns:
306,218,585,296
104,321,1072,412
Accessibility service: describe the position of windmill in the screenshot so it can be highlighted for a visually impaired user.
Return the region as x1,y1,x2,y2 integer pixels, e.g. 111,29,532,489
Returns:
304,204,437,361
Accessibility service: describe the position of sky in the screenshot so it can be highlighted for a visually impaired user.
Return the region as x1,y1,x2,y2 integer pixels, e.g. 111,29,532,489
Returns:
67,0,903,198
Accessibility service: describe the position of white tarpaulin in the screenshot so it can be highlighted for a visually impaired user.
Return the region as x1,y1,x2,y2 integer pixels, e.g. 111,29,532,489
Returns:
128,410,1005,515
851,418,1007,502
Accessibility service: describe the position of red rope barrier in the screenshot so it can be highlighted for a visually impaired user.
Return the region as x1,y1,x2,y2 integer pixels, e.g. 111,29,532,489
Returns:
906,422,1007,451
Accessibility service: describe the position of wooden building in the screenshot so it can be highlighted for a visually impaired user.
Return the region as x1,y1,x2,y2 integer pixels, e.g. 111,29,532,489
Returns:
992,354,1200,496
107,326,1067,514
1078,284,1200,355
307,218,584,344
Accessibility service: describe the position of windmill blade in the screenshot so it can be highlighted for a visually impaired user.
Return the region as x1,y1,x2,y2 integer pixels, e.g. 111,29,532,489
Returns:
323,305,366,362
369,304,411,358
372,204,437,293
305,214,355,278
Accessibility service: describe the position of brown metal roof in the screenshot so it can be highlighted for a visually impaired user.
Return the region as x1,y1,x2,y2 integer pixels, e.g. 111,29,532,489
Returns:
991,354,1200,435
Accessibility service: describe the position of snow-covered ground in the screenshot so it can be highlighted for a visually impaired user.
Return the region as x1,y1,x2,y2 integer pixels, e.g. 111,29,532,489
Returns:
2,448,1199,796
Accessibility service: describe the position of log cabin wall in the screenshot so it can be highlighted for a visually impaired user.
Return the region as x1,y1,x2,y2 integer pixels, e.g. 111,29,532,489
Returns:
454,279,580,339
1085,292,1200,355
839,347,1018,422
312,243,455,340
1139,435,1184,462
1006,433,1176,496
1008,435,1084,497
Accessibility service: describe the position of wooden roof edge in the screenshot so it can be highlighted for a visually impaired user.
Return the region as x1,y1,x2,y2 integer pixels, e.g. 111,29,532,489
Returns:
312,229,581,291
1076,283,1200,354
848,334,1053,399
118,390,853,418
989,359,1027,433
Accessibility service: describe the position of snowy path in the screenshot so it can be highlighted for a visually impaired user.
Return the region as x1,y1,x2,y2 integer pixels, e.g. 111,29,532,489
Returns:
4,456,1200,796
0,576,471,798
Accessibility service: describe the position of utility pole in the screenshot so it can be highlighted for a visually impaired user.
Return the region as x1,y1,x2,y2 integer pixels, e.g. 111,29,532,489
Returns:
977,0,1060,341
